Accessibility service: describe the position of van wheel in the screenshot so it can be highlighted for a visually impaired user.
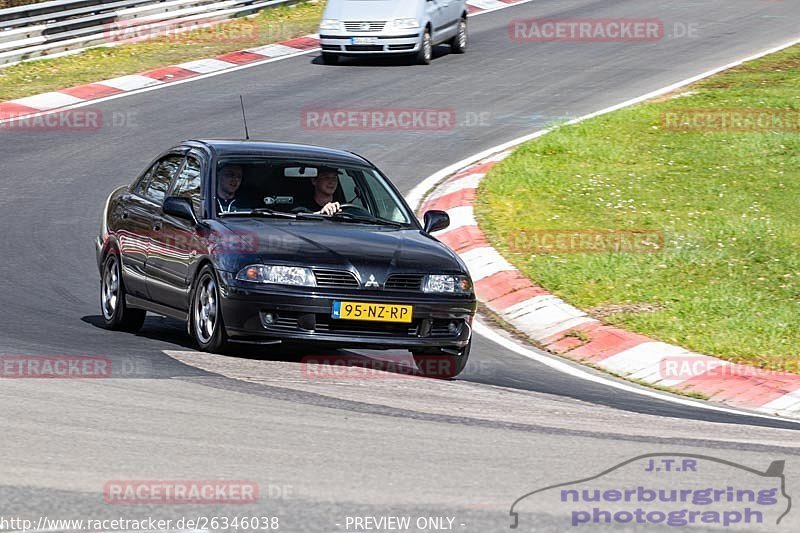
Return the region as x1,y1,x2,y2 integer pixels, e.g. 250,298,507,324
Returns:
322,53,339,65
450,17,467,53
415,29,433,65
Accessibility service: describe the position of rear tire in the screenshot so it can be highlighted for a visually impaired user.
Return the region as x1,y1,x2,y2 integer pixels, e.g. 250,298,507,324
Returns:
412,341,471,379
321,53,339,65
450,17,467,54
190,265,228,353
415,29,433,65
100,252,145,332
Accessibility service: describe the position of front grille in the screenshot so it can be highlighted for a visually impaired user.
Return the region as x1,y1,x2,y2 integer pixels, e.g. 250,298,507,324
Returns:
272,314,299,330
262,312,464,339
344,21,386,32
313,269,360,289
316,316,418,337
345,45,384,52
385,274,424,291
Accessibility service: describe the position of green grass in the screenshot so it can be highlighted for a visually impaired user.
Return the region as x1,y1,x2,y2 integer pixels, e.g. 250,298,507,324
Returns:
476,45,800,372
0,1,325,101
0,0,51,8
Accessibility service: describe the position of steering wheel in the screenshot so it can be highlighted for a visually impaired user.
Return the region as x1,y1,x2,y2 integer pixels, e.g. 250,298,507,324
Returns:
337,203,371,216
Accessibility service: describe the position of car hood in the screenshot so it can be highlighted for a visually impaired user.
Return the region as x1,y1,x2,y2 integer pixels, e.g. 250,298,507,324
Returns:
323,0,419,21
215,218,469,280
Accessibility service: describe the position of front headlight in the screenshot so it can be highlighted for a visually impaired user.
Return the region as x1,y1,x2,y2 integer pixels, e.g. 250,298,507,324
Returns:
320,19,343,30
236,265,317,287
423,274,472,294
391,18,420,29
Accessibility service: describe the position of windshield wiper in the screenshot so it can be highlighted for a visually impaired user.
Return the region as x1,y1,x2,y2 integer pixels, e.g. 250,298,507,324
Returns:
329,212,405,228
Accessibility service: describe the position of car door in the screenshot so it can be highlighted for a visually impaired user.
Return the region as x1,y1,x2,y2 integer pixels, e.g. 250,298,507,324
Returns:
425,0,451,43
441,0,464,38
138,153,185,305
113,162,163,298
450,0,467,29
147,153,205,312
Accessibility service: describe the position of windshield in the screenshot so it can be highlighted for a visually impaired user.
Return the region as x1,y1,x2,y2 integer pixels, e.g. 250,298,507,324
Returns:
213,157,414,226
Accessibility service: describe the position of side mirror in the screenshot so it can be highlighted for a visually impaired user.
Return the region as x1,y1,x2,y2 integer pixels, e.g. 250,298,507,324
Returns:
163,196,198,225
423,210,450,233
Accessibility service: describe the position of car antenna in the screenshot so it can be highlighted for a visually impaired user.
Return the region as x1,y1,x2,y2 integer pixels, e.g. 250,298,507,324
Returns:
239,95,250,140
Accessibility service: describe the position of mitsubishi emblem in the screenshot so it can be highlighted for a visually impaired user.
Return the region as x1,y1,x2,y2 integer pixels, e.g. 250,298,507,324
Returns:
364,274,380,289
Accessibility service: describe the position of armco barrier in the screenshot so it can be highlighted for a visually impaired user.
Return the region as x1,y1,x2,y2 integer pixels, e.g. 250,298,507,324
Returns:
0,0,301,66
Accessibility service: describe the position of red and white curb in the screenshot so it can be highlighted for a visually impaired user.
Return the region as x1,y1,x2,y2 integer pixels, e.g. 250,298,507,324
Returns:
418,149,800,421
0,0,536,122
0,34,322,120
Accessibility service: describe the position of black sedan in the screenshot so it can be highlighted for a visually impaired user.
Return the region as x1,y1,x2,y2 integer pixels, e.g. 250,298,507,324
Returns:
96,140,476,378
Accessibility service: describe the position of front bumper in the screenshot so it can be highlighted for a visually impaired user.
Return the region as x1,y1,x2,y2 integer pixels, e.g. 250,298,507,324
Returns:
220,281,475,350
319,31,422,55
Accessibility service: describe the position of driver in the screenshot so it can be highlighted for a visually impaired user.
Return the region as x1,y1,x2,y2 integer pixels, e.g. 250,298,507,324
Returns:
307,166,343,215
217,164,244,213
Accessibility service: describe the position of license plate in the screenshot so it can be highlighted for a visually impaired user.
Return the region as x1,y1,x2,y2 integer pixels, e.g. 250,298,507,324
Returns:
332,301,413,323
351,37,378,45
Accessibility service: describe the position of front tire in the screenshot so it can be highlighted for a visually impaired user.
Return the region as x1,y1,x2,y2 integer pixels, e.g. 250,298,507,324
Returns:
412,341,471,379
450,17,467,53
100,252,145,332
415,29,433,65
190,265,228,353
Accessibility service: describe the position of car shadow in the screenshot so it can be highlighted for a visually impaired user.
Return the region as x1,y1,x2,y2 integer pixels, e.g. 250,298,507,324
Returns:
81,314,423,377
310,45,450,67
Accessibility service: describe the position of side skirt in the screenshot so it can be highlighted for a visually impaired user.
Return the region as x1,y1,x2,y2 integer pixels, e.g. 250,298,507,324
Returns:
126,295,188,322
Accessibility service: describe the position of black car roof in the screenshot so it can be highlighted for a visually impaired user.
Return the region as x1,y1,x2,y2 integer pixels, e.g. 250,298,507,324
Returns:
187,139,372,167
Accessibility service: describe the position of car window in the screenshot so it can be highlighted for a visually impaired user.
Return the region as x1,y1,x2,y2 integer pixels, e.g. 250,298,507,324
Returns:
213,158,414,225
338,169,369,210
132,163,157,196
144,155,184,204
359,170,408,223
172,156,202,214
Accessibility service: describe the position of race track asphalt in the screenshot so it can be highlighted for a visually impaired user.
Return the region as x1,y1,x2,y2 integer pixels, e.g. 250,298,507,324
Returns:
1,0,800,530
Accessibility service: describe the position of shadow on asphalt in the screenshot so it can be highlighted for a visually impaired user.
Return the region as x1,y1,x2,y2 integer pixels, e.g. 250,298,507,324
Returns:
309,45,453,67
81,314,425,378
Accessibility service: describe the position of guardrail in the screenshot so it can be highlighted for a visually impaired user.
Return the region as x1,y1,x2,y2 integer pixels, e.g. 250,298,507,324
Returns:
0,0,301,67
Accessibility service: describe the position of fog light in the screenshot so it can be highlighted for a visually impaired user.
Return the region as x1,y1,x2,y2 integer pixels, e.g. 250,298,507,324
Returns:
261,312,275,327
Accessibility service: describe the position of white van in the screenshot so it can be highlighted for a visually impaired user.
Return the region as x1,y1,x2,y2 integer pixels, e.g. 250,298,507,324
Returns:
318,0,468,65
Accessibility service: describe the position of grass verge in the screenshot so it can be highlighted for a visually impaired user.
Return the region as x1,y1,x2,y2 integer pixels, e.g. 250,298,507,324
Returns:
476,45,800,371
0,1,325,101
